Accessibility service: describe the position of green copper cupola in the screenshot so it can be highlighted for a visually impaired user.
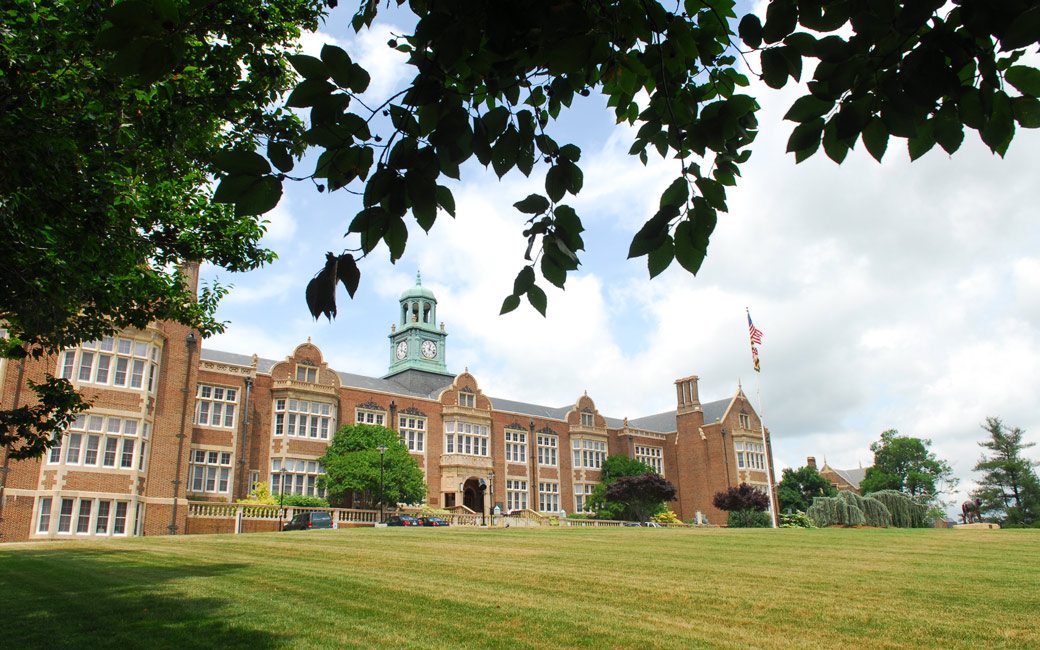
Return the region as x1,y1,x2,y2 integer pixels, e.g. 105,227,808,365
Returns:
385,271,451,378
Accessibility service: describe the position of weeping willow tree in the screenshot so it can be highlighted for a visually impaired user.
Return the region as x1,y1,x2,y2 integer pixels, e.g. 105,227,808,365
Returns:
867,490,928,528
806,491,894,528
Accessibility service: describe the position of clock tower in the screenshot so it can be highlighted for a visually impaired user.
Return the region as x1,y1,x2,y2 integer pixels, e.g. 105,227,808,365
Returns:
385,271,452,379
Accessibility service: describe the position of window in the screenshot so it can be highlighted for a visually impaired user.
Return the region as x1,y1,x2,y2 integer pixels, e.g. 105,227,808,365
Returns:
275,398,335,439
37,497,52,533
296,365,317,382
398,416,426,452
48,497,131,536
189,449,232,493
505,430,527,463
355,407,385,426
48,414,145,469
574,484,596,513
635,445,664,474
735,441,765,470
195,384,238,429
537,435,558,466
271,458,326,497
58,337,160,392
580,412,594,426
444,421,489,456
458,391,475,408
739,413,751,429
573,438,607,469
506,480,528,511
538,482,559,513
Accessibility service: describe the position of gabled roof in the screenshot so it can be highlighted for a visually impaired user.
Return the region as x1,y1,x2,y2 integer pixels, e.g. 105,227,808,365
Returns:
830,466,868,489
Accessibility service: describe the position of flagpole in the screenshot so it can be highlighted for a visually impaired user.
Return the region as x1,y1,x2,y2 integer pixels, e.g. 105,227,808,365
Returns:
747,308,777,529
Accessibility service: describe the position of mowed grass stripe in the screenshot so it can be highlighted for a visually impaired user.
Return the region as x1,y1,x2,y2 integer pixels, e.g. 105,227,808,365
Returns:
2,528,1038,649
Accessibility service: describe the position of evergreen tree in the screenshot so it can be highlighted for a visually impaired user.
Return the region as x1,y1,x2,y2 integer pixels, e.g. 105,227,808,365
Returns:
972,418,1040,526
776,464,837,513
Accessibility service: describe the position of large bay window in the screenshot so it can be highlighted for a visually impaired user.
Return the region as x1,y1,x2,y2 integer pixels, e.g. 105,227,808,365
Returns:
271,458,326,497
573,438,607,469
44,497,136,537
274,398,335,439
195,384,238,429
444,421,489,456
49,414,149,470
189,449,232,494
736,441,765,470
635,445,664,474
58,337,160,392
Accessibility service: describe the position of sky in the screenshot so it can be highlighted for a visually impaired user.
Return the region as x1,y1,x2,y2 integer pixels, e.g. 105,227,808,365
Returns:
199,2,1040,513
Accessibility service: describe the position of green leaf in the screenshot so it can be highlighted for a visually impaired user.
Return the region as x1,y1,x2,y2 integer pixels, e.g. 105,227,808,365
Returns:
933,110,964,155
695,178,727,212
784,94,832,123
213,150,271,176
513,266,535,295
545,165,566,202
349,63,371,93
1012,97,1040,128
673,221,705,275
289,54,329,81
527,284,547,316
786,118,825,158
406,172,437,231
321,44,353,88
647,237,674,279
491,125,519,178
267,142,294,173
861,118,889,162
218,175,282,216
286,79,335,108
822,119,849,164
998,6,1040,51
907,121,936,161
981,91,1015,157
763,0,798,45
514,194,550,214
435,186,456,216
659,177,688,209
738,14,763,49
540,254,566,288
559,144,581,162
760,48,790,89
1005,66,1040,97
500,294,521,315
384,217,408,262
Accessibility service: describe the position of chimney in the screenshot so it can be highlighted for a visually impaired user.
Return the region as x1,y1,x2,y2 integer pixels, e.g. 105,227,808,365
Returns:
807,456,817,469
675,376,700,411
180,260,201,299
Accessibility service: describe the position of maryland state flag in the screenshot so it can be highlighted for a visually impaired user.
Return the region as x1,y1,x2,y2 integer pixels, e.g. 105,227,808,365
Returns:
747,309,763,372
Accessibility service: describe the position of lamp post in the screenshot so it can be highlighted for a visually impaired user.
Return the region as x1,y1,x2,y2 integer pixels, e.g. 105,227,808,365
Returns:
377,444,387,523
488,470,495,527
279,467,288,530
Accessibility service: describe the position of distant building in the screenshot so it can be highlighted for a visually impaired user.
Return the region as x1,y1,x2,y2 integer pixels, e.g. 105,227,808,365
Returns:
808,456,869,494
0,271,777,541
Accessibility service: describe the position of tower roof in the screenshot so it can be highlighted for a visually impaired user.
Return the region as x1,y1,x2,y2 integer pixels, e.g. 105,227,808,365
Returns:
399,270,436,302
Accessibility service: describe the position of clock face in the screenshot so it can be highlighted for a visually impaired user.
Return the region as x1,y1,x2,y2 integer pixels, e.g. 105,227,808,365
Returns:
396,341,408,360
421,340,437,359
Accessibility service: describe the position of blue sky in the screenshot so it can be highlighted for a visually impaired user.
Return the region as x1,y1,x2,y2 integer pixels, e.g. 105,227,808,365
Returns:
200,2,1040,511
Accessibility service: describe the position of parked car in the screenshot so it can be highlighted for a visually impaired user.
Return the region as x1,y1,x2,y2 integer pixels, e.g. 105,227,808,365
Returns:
283,511,335,531
383,515,421,526
639,521,662,528
418,516,449,527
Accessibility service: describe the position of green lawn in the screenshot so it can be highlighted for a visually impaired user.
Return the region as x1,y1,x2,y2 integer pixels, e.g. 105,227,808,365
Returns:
1,527,1038,649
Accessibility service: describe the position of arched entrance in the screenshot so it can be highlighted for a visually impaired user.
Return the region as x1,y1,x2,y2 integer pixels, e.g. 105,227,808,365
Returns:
462,477,485,512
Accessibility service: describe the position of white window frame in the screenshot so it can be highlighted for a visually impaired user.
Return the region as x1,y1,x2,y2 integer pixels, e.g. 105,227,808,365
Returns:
458,391,475,408
504,429,527,463
355,408,386,426
189,449,233,494
538,482,560,513
444,420,489,457
537,435,558,466
739,413,751,429
49,497,132,537
574,483,596,513
572,437,607,469
580,412,594,426
635,445,664,475
296,364,318,382
48,414,145,470
398,415,426,452
271,457,326,497
57,337,160,392
194,384,239,429
506,479,528,511
275,398,335,439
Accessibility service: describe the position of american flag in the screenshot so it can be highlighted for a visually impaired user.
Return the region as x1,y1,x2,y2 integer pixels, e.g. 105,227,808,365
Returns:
747,310,763,345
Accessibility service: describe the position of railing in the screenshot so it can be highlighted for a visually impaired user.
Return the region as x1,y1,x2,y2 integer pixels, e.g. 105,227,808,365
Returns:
187,501,380,526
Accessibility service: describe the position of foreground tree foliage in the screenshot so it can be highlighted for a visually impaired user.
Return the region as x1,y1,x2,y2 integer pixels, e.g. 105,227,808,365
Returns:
712,482,771,527
318,424,426,507
859,429,957,502
604,473,678,522
776,463,837,512
3,1,1039,457
585,455,664,520
971,417,1040,526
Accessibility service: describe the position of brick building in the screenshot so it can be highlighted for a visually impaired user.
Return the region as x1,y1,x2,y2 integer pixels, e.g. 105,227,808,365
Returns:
0,272,775,541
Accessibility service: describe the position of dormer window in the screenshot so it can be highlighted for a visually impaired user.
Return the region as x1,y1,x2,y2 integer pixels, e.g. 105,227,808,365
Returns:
459,391,475,408
580,412,594,426
296,364,317,383
738,413,751,430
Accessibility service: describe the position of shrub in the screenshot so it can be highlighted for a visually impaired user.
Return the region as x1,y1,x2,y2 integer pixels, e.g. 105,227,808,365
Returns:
806,494,866,527
867,490,928,528
237,482,278,505
280,494,329,508
651,510,682,524
778,511,815,528
727,510,772,528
